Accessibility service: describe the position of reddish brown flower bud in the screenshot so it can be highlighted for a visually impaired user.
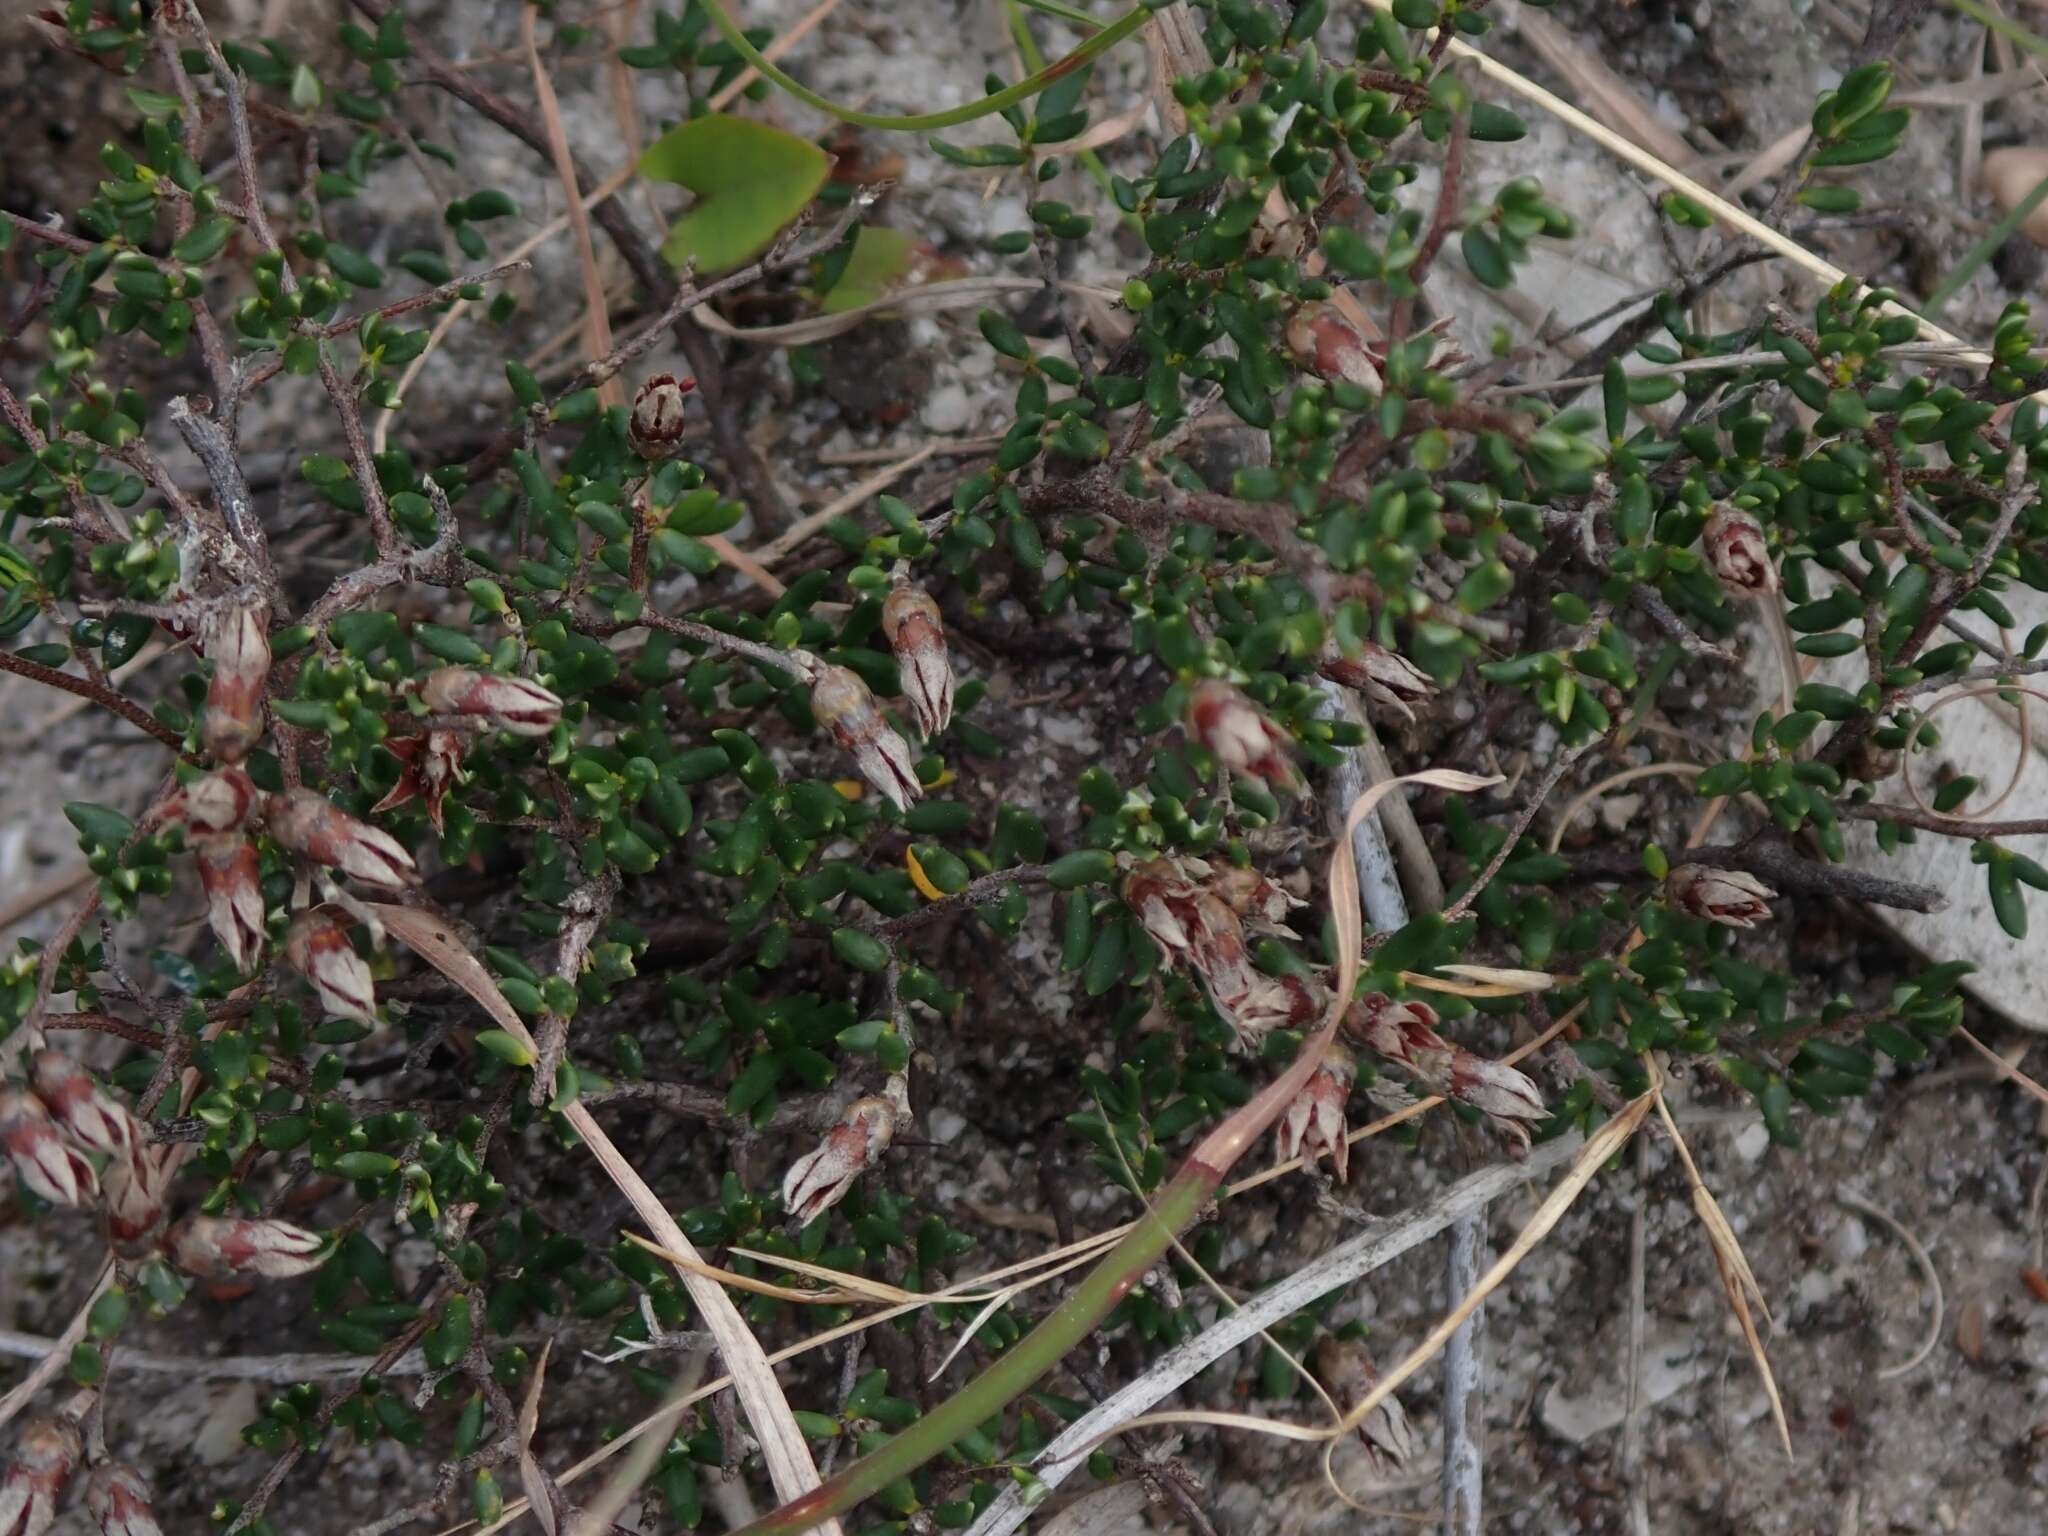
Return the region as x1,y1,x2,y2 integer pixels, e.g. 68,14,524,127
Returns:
194,832,267,973
1347,993,1545,1149
167,1215,327,1281
0,1089,97,1208
629,372,694,460
1701,506,1777,595
419,666,563,738
880,585,954,738
284,907,377,1025
1666,863,1776,929
264,788,417,890
28,1051,135,1157
162,766,262,836
201,601,270,763
809,665,922,811
782,1096,897,1223
1312,1337,1417,1480
1318,643,1438,724
0,1415,82,1536
372,730,464,832
1285,302,1383,394
1275,1042,1356,1181
1186,681,1295,790
102,1144,167,1260
84,1464,161,1536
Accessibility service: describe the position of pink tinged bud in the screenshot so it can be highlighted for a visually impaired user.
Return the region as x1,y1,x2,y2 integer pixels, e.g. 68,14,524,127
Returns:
167,1215,327,1281
809,665,922,812
1348,994,1545,1148
629,372,694,460
201,601,270,763
165,766,262,835
1318,643,1439,724
265,788,417,890
0,1089,97,1209
1701,506,1777,595
420,666,563,738
880,585,954,738
0,1416,82,1536
1667,863,1776,929
1285,303,1383,394
102,1145,167,1259
194,833,267,973
1313,1338,1417,1480
284,908,378,1025
1186,681,1296,791
782,1096,897,1223
28,1051,135,1157
372,730,465,832
85,1464,162,1536
1275,1042,1356,1181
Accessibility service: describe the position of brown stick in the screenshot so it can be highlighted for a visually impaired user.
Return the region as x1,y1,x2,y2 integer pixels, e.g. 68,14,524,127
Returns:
0,651,185,751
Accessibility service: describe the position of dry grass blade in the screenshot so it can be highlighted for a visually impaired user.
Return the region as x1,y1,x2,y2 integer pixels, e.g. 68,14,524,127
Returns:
753,444,939,568
1419,964,1560,994
1955,1024,2048,1105
1507,6,1705,168
371,904,842,1536
521,4,620,410
567,1367,700,1536
518,1338,558,1536
1072,1089,1653,1459
692,276,1120,345
1834,1189,1944,1380
1370,0,1999,370
1653,1092,1791,1456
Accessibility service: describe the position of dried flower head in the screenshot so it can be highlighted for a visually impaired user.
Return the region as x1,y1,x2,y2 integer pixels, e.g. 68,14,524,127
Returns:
0,1088,97,1209
1285,302,1383,394
1121,860,1257,1014
284,907,378,1025
1312,1337,1418,1480
0,1415,82,1536
193,832,267,973
28,1051,134,1157
371,729,465,831
1275,1041,1357,1181
264,788,417,890
629,372,694,460
1204,864,1301,930
200,600,270,763
1701,506,1777,595
102,1144,167,1260
782,1096,897,1224
163,766,262,836
1666,863,1777,929
1347,993,1545,1149
84,1463,162,1536
1318,643,1438,724
880,584,954,738
419,666,563,738
1222,970,1327,1047
1186,680,1295,790
167,1215,328,1281
809,665,922,811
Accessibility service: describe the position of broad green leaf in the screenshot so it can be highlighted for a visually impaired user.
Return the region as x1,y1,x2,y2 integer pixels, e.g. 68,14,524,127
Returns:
640,113,831,274
818,226,918,313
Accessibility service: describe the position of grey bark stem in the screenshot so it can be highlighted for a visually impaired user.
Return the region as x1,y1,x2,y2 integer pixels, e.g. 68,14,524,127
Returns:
1441,1213,1486,1536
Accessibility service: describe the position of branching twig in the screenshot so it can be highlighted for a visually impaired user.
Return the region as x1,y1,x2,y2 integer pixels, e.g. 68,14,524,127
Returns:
1566,839,1947,913
0,652,185,752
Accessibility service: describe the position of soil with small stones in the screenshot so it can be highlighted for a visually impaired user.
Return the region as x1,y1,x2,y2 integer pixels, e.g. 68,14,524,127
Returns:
7,2,2048,1534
